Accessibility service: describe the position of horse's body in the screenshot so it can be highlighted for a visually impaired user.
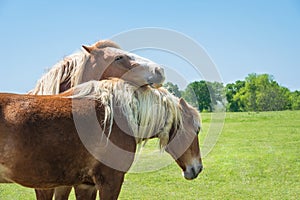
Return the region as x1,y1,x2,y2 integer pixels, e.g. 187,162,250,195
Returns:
0,93,135,199
0,79,202,200
29,40,165,199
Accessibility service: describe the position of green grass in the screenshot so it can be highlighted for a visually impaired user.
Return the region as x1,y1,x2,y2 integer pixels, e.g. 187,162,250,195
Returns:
1,111,299,199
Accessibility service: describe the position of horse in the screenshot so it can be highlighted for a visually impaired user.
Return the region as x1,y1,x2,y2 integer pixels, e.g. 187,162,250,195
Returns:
29,39,165,200
0,79,203,200
29,39,165,95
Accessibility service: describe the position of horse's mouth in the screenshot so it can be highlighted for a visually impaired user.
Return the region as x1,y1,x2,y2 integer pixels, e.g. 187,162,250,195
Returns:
149,83,163,88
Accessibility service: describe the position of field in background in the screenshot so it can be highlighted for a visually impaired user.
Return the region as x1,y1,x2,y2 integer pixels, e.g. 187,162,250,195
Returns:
0,111,299,199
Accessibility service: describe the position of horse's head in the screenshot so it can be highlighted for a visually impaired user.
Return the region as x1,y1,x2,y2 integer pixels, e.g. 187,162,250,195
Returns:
165,98,203,180
82,40,165,88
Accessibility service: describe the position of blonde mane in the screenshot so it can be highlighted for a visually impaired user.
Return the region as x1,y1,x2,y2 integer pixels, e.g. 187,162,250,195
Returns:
29,51,89,95
64,79,201,149
29,40,120,95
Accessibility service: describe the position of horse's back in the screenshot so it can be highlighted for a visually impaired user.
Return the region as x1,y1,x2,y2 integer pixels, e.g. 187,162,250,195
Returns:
0,93,70,124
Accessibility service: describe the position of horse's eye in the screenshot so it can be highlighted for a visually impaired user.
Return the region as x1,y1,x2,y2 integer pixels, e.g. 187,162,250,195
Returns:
115,56,123,62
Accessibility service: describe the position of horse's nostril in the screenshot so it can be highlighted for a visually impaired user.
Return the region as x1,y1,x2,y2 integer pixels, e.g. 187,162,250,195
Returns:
156,67,164,75
147,67,165,85
151,67,165,83
157,68,165,78
191,167,196,177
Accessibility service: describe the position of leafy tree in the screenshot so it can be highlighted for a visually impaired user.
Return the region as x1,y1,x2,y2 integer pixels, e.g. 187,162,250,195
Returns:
256,84,290,111
290,90,300,110
206,81,226,110
169,73,297,112
234,73,290,111
243,73,259,111
182,81,212,112
163,82,182,98
225,80,245,112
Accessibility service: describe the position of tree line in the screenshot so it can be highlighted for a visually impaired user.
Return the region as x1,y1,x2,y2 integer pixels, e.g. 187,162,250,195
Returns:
164,73,300,112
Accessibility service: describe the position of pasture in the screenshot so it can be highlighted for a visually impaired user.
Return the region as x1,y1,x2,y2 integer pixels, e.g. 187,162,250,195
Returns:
0,111,299,199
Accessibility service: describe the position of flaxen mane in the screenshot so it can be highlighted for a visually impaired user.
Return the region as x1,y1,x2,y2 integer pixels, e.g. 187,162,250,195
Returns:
29,40,120,95
63,79,201,149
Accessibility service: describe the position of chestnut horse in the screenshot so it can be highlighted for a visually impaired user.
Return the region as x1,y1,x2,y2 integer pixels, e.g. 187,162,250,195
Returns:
29,40,165,199
0,79,203,200
30,40,165,95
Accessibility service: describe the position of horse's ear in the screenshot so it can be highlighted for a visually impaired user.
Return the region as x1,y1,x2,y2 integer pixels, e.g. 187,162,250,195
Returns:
179,98,189,109
82,45,95,53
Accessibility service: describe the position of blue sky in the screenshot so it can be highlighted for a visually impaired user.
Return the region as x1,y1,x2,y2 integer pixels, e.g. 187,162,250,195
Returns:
0,0,299,93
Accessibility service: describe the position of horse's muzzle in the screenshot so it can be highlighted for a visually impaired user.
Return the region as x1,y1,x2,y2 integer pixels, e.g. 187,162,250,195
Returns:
147,67,165,86
183,163,203,180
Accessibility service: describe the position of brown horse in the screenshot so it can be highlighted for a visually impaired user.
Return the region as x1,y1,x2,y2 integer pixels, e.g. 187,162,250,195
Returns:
29,40,165,199
30,39,164,95
0,79,203,200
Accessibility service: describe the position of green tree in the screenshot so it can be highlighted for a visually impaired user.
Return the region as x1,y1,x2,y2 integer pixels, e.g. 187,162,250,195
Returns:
290,90,300,110
256,84,290,111
163,82,182,98
225,80,245,112
235,73,290,111
182,81,212,112
207,81,226,110
244,73,259,111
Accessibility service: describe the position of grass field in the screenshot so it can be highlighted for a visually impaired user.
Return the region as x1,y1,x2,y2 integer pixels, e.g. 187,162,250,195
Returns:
0,111,299,199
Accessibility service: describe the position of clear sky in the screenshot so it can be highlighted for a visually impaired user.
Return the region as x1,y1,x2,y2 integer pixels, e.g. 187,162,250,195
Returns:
0,0,299,93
